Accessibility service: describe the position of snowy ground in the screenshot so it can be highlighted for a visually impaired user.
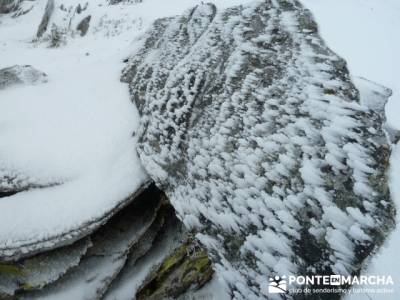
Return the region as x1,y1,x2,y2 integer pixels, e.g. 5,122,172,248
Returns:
301,0,400,299
0,0,262,257
0,0,151,257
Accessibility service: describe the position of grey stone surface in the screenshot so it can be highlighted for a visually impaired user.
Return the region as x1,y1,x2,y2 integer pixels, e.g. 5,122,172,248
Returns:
0,65,47,90
76,15,91,36
122,1,396,298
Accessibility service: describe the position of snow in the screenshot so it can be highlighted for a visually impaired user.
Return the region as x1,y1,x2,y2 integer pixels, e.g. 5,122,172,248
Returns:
0,0,259,260
0,0,398,298
0,0,149,258
300,0,400,298
300,0,400,129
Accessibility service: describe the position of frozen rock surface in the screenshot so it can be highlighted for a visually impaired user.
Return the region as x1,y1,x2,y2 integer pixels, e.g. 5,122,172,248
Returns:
1,185,203,300
23,186,164,300
104,203,187,300
122,0,395,298
0,65,47,90
0,238,91,298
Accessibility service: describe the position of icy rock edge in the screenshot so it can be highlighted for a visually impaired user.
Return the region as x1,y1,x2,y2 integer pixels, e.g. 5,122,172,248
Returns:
122,0,396,299
0,184,210,300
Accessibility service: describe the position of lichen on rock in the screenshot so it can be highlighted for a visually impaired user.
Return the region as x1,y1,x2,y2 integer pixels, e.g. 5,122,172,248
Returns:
122,0,396,298
136,237,214,300
0,238,91,298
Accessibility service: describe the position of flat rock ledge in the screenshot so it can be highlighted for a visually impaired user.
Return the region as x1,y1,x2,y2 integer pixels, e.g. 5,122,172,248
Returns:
0,185,209,300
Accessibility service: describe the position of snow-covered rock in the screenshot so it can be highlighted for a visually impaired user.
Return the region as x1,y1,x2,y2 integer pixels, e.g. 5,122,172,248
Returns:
23,186,164,299
122,0,396,298
0,237,91,298
0,184,206,300
1,0,397,299
0,65,47,90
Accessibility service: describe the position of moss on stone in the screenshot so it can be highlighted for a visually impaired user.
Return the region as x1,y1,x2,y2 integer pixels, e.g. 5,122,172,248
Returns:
136,237,214,300
0,263,24,276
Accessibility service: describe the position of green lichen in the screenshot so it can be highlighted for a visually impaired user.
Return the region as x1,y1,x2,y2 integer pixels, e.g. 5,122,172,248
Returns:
136,238,214,300
156,244,186,277
0,263,24,276
19,283,35,291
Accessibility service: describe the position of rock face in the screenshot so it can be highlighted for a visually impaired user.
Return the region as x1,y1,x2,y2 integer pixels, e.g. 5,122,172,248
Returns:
76,15,91,36
36,0,55,38
0,65,47,90
122,0,395,298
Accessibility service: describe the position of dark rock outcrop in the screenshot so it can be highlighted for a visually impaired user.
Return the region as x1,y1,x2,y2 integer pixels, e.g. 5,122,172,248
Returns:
76,15,91,36
122,0,395,298
0,0,20,14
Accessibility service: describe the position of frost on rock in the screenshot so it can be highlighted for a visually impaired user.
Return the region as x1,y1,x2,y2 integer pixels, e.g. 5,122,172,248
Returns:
23,187,165,300
122,0,396,298
2,185,200,300
0,65,47,90
104,204,187,300
0,180,149,262
0,237,90,298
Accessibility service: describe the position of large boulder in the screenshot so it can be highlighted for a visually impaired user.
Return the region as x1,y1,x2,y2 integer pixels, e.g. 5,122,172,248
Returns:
122,0,396,298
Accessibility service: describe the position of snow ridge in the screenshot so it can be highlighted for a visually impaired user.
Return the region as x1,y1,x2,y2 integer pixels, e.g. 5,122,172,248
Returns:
123,0,395,298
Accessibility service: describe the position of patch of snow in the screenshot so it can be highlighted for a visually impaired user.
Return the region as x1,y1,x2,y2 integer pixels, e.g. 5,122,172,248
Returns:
0,0,254,259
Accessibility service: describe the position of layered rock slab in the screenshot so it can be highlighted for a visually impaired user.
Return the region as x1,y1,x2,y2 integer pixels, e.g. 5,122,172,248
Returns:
122,0,395,298
0,238,90,298
1,185,208,300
